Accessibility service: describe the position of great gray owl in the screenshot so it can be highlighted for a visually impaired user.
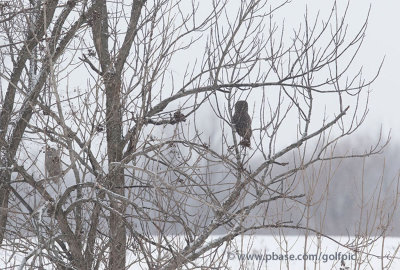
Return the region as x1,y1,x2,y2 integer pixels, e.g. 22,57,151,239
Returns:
232,100,252,147
45,146,62,182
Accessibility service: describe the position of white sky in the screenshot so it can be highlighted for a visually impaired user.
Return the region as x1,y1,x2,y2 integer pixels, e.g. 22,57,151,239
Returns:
53,1,400,149
289,1,400,142
164,0,400,153
361,1,400,142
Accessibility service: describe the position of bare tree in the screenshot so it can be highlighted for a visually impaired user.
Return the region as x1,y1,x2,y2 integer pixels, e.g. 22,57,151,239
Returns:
0,0,92,247
0,0,393,269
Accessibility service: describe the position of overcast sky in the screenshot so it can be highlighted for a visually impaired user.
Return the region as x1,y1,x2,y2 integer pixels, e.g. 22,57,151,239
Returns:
292,1,400,143
56,1,400,149
179,1,400,152
361,1,400,142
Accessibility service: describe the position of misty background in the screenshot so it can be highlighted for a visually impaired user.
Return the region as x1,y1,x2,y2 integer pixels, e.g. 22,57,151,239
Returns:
5,0,400,238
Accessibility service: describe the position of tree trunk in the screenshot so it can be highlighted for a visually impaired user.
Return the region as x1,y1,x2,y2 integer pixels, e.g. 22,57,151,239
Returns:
105,76,126,270
0,170,10,245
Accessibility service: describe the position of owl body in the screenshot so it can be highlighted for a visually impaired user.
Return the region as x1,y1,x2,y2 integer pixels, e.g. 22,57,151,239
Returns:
232,101,252,147
45,147,62,182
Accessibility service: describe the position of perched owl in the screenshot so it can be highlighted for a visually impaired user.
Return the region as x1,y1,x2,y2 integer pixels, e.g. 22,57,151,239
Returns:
232,100,252,147
45,146,62,182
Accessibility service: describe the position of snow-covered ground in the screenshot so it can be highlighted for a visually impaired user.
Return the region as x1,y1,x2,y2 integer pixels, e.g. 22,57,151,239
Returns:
221,235,400,269
2,235,399,269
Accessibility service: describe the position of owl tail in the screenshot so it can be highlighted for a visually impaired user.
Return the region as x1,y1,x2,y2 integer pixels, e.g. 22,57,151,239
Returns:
239,139,251,148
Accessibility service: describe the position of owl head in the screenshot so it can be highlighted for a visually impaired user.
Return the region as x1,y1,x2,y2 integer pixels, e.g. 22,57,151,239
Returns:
234,100,248,112
46,146,59,157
